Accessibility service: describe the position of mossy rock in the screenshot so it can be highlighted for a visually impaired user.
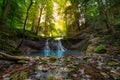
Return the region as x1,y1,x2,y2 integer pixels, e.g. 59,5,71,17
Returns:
46,76,55,80
94,44,106,53
107,61,118,66
42,58,48,63
49,56,57,61
83,55,91,60
69,68,76,73
35,56,40,60
17,60,26,64
19,72,28,80
53,61,59,65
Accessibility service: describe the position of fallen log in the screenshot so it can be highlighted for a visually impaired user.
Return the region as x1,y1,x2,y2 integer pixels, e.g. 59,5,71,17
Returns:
0,52,30,61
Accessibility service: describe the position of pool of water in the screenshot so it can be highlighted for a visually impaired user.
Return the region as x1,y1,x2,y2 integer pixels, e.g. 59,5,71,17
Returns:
24,50,83,57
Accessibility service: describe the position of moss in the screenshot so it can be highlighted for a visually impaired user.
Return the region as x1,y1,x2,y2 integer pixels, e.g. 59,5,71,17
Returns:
94,44,106,53
69,68,76,73
42,58,48,63
46,76,55,80
35,56,40,60
19,72,28,80
10,74,19,80
49,56,57,61
53,61,59,65
107,61,118,66
17,60,26,64
83,55,91,60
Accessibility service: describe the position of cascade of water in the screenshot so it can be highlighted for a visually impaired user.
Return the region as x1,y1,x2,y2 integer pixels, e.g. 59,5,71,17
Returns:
44,39,66,56
44,39,50,51
44,39,50,56
51,40,66,51
56,40,66,51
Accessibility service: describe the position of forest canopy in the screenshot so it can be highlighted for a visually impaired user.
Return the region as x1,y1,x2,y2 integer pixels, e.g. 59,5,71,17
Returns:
0,0,120,37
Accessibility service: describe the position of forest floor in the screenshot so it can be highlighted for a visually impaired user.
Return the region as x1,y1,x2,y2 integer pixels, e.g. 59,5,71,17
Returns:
0,52,120,80
0,28,120,80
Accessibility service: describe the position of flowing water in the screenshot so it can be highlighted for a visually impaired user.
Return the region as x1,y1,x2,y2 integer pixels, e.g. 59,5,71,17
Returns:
26,39,82,57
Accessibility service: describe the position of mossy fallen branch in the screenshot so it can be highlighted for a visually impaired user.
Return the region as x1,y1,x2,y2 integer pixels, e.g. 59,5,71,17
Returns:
0,52,30,61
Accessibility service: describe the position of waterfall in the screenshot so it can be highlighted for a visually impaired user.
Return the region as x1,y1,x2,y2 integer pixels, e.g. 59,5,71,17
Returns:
44,39,66,56
44,39,50,56
44,39,50,51
56,40,66,51
51,40,66,51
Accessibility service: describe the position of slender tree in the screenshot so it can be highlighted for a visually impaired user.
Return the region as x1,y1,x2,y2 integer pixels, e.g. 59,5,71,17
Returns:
35,4,44,35
16,0,33,49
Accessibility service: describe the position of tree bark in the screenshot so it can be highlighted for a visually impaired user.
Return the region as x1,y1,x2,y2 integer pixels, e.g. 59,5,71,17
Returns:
35,4,44,35
31,18,35,31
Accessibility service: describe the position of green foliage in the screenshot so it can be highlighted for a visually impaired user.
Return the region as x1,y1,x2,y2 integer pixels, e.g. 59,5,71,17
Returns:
0,0,120,53
94,44,106,53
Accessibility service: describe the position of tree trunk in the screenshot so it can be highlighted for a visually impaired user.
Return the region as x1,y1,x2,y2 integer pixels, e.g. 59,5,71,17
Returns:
35,4,44,35
23,0,33,34
16,0,33,49
31,18,35,31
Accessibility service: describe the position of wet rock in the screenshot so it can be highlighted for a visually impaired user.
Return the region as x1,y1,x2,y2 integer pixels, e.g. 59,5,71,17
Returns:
42,67,49,72
3,77,10,80
3,74,10,78
35,73,41,79
55,75,64,80
72,74,77,78
62,67,69,72
37,65,43,70
111,74,120,80
111,68,120,75
37,65,49,72
100,72,109,79
3,74,10,80
97,61,104,69
50,65,56,69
